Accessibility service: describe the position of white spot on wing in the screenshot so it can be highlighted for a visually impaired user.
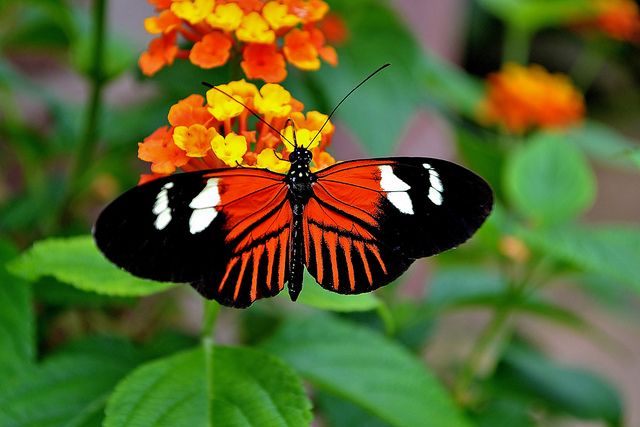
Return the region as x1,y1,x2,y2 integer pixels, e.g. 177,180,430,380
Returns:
189,208,218,234
423,163,444,205
388,192,414,215
189,178,221,234
153,182,174,230
380,165,410,192
379,165,414,214
189,178,220,209
429,187,443,205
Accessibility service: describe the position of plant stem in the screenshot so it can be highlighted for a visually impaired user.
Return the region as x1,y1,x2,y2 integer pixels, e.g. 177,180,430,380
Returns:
454,302,512,403
201,300,220,427
61,0,107,222
503,25,532,65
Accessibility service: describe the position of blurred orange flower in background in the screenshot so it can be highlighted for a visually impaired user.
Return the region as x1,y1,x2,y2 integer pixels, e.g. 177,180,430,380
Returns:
139,0,345,82
478,63,585,134
137,80,336,184
574,0,640,43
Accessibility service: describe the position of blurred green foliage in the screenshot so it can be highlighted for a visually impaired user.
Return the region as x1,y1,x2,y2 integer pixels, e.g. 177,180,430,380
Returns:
1,0,639,426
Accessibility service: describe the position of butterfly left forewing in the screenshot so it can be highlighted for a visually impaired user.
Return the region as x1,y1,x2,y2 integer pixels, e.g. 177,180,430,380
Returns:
305,158,493,294
93,168,292,307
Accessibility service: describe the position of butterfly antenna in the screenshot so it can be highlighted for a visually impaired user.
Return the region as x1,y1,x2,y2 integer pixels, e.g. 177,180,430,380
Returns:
201,82,295,147
306,63,391,149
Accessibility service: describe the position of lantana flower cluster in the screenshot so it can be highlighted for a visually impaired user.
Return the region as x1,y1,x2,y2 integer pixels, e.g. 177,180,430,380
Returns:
477,63,585,134
138,79,336,183
579,0,640,43
140,0,344,82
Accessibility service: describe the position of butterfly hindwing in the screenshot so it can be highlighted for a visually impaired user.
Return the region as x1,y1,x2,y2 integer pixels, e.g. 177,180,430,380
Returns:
93,168,291,307
304,158,493,294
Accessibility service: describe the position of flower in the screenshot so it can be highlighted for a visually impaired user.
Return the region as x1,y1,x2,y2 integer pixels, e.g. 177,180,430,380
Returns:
477,63,585,134
138,32,179,76
139,0,341,82
138,126,190,174
574,0,640,43
137,80,336,181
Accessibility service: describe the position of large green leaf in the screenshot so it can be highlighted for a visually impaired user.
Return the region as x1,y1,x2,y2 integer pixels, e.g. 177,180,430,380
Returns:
504,132,596,225
0,337,148,427
104,346,312,427
521,225,640,294
495,345,622,425
8,236,175,297
0,241,34,378
478,0,595,32
296,270,382,312
262,314,470,427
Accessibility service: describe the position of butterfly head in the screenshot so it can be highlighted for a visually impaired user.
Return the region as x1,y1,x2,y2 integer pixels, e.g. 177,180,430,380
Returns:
288,147,312,166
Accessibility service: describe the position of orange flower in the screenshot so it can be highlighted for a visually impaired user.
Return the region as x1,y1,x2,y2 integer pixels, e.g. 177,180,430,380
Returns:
168,94,213,127
138,80,336,181
241,43,287,83
140,0,341,82
284,29,320,70
478,63,585,134
139,31,179,76
144,10,182,34
138,126,189,174
593,0,640,42
189,32,233,68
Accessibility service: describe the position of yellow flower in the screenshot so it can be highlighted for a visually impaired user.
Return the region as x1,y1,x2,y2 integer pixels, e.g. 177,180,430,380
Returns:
173,124,218,157
207,85,245,121
171,0,215,25
257,148,291,173
236,12,276,44
290,110,333,134
254,84,292,117
263,1,300,30
281,126,319,152
211,132,248,166
206,3,244,32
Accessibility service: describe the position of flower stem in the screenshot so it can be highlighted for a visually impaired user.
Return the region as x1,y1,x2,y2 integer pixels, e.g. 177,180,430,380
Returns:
61,0,107,223
201,300,220,425
503,25,532,65
453,301,513,403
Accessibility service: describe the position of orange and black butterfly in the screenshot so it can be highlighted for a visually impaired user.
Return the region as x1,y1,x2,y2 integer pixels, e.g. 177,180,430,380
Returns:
94,67,493,308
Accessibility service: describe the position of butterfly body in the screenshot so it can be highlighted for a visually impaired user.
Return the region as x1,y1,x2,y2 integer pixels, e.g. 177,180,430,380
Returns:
285,147,317,301
94,147,493,308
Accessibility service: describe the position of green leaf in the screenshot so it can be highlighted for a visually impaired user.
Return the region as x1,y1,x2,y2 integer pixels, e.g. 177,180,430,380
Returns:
495,345,622,425
316,391,391,427
303,0,423,156
104,346,312,427
0,242,34,378
504,132,596,225
296,270,381,312
427,267,591,332
8,236,175,297
521,225,640,294
568,121,640,168
478,0,595,32
0,337,148,427
262,314,470,427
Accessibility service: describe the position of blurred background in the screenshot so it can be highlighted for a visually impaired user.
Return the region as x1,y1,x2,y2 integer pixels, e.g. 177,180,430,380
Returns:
1,0,639,426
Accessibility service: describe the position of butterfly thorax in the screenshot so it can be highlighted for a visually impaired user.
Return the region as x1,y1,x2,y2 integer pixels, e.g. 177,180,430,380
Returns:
285,147,317,213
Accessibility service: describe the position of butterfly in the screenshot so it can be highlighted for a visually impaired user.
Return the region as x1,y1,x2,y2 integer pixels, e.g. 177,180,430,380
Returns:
93,66,494,308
